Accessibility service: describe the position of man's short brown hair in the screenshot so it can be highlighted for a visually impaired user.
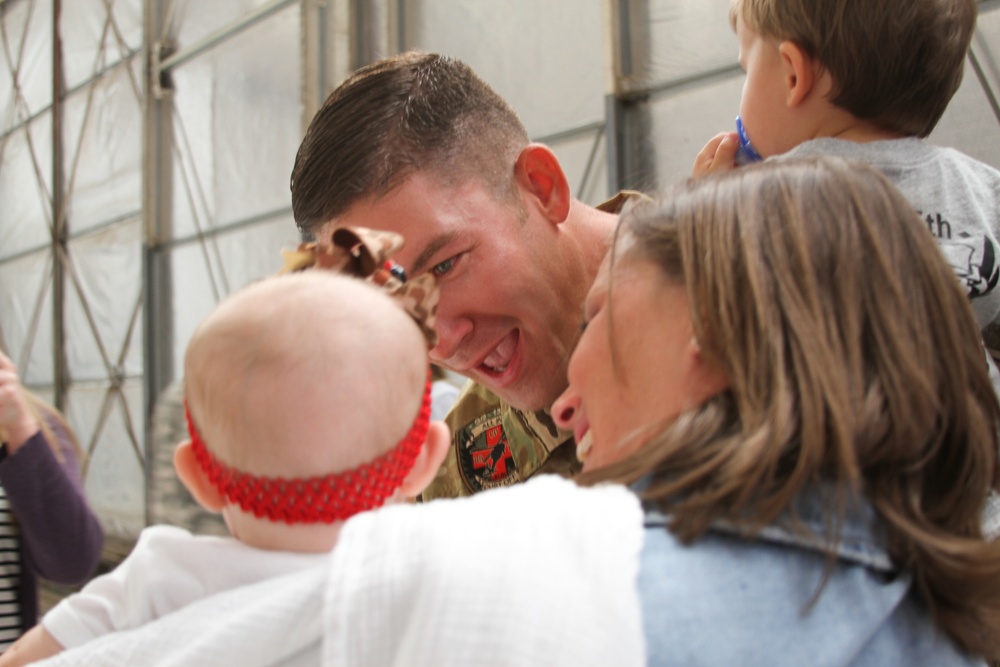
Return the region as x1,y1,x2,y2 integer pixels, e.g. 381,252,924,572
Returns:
731,0,978,137
290,52,530,234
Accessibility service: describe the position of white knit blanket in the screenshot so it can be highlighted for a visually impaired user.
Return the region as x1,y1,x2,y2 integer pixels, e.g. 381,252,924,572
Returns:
37,476,646,667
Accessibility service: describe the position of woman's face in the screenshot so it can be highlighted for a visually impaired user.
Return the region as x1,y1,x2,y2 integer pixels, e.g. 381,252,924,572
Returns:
552,249,729,472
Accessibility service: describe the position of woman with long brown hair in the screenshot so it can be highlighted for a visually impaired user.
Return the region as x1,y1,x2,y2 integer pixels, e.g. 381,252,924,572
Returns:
553,155,1000,665
0,350,103,653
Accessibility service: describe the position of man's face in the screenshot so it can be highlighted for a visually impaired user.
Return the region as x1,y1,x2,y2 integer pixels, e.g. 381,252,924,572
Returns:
322,172,586,411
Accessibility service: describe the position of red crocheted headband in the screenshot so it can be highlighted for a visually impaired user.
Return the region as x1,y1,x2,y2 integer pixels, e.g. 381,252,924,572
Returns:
184,374,432,524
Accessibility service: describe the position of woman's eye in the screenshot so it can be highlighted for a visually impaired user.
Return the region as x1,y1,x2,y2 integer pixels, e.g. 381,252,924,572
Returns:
431,257,457,277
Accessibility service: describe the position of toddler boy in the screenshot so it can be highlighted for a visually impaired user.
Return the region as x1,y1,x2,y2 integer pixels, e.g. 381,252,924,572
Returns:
695,0,1000,340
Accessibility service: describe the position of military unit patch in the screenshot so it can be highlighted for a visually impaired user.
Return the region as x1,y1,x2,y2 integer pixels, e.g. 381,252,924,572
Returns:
457,407,521,492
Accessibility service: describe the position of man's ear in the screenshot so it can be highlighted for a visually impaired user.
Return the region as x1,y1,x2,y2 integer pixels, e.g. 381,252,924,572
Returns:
174,440,226,513
779,40,818,109
514,143,571,224
399,421,451,499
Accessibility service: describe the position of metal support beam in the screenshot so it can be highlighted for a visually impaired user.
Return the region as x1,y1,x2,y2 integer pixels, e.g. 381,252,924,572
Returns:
350,0,403,68
143,0,175,527
51,0,67,412
605,0,656,193
605,93,623,195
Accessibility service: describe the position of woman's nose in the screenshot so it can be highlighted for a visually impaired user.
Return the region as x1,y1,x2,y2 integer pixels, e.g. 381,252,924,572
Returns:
551,389,580,430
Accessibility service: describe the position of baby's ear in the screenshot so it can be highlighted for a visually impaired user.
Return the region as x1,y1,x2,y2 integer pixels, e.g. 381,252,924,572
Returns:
399,421,451,499
173,440,226,513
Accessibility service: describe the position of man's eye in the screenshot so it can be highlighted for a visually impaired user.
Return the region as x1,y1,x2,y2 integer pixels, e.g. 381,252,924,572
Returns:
431,257,456,277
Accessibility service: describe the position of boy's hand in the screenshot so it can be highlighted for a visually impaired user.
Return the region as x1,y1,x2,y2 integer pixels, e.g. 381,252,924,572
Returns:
692,132,739,178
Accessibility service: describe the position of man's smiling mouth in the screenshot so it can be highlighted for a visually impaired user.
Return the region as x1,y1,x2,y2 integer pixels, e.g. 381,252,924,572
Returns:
480,330,518,373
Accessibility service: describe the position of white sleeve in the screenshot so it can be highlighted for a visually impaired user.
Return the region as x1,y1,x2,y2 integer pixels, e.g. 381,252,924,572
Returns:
41,525,193,649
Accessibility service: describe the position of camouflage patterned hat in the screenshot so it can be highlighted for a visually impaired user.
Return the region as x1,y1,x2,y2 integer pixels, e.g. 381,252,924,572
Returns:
279,227,439,347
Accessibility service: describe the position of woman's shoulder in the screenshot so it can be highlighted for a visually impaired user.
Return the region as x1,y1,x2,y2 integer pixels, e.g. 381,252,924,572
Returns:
638,500,979,667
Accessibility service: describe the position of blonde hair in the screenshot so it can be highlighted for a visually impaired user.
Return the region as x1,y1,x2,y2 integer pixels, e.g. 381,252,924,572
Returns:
30,393,85,466
0,344,84,467
582,156,1000,659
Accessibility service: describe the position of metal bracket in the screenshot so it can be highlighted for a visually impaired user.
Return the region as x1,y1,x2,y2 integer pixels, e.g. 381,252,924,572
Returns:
150,40,176,100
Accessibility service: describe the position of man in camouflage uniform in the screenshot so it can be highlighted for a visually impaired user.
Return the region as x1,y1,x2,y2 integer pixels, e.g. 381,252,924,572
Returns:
290,52,639,499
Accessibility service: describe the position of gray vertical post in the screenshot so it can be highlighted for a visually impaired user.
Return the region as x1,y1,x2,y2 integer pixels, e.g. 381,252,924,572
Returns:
52,0,68,411
606,0,655,194
143,0,175,526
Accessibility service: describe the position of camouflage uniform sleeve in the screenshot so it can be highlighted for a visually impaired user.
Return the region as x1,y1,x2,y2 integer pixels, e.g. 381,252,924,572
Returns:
418,381,580,501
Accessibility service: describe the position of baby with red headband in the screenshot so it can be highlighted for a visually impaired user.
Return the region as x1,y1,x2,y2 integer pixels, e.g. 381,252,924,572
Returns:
1,269,449,666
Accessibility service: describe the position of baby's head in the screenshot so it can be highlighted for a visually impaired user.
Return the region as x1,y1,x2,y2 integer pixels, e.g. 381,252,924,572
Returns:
729,0,977,154
176,271,448,552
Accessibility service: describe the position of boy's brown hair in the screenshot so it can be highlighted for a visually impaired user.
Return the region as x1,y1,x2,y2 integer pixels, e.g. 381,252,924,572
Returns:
730,0,978,137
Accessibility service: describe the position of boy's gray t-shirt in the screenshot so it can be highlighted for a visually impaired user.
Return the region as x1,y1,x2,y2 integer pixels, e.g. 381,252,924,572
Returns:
782,138,1000,539
782,138,1000,338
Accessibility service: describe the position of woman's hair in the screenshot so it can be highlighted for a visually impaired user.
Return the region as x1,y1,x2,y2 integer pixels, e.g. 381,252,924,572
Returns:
582,156,1000,658
23,391,86,467
0,345,85,466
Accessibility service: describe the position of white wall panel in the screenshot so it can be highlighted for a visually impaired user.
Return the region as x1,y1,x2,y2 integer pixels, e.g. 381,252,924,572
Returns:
61,0,142,90
171,0,281,47
647,72,742,189
169,64,214,240
169,215,302,380
931,9,1000,170
622,0,735,88
0,114,52,259
0,0,52,132
0,249,53,384
550,128,609,204
73,379,145,536
169,5,301,239
405,0,607,142
64,219,143,381
63,58,143,234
